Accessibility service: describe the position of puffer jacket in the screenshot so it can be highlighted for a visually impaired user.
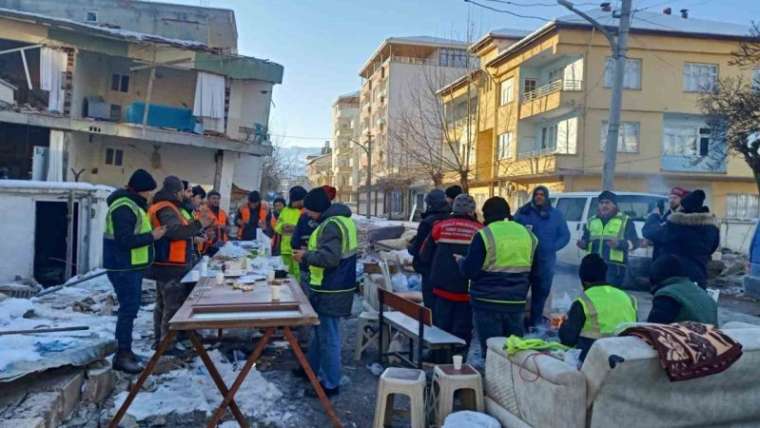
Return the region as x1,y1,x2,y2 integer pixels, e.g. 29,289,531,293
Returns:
304,203,357,317
647,210,720,287
103,189,155,271
408,207,450,276
514,191,570,264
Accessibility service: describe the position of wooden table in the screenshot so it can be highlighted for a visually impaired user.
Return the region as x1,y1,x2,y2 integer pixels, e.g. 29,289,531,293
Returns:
109,275,343,428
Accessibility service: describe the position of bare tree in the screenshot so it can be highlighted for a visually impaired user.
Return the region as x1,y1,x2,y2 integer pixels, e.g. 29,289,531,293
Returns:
260,135,298,194
391,64,476,191
699,23,760,194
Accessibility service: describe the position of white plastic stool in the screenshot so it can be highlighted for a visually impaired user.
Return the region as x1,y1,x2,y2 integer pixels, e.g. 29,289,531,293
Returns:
431,364,484,427
372,367,427,428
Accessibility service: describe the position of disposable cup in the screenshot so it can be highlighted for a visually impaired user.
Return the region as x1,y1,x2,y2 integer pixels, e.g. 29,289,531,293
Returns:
215,272,225,286
452,355,463,370
267,271,276,282
271,285,281,301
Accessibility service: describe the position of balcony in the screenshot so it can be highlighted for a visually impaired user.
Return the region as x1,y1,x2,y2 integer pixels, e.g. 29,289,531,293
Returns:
519,79,582,119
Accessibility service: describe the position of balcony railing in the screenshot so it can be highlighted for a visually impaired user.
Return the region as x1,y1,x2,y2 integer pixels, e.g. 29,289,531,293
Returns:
521,79,583,102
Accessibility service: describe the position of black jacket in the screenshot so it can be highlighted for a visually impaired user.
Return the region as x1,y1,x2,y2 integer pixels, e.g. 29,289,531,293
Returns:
408,208,449,277
146,189,203,281
420,215,482,299
644,211,719,287
103,189,154,271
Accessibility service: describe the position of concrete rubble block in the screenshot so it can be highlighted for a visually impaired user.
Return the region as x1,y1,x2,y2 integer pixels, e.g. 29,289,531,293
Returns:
82,363,115,404
0,417,46,428
56,371,84,421
12,391,63,428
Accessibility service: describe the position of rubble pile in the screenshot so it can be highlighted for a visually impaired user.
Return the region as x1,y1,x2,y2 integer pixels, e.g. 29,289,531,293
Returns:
709,249,750,297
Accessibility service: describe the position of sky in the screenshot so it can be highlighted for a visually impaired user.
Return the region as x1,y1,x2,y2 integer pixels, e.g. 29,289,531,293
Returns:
158,0,759,148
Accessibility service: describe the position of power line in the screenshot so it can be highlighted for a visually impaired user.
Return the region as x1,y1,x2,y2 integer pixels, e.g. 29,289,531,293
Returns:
270,133,331,141
463,0,552,21
482,0,598,7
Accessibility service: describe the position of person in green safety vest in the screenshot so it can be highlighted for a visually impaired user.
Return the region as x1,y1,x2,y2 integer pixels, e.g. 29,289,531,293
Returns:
458,197,538,358
577,191,639,288
292,187,357,398
103,169,166,374
276,186,307,277
647,254,718,325
560,254,638,362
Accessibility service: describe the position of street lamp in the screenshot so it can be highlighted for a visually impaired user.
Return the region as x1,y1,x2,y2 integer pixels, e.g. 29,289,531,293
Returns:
349,132,372,219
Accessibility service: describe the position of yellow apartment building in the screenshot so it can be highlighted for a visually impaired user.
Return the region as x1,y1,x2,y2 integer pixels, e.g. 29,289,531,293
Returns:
306,145,333,188
331,92,360,208
441,9,758,220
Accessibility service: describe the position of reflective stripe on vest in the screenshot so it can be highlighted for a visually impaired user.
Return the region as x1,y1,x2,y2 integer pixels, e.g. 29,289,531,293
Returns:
148,201,188,265
587,214,628,264
104,197,152,267
479,220,537,273
276,206,302,255
577,285,638,339
308,216,358,291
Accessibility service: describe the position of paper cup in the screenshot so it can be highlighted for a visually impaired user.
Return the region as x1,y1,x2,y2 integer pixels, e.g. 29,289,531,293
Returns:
452,355,463,370
267,271,276,282
271,285,281,301
215,272,225,286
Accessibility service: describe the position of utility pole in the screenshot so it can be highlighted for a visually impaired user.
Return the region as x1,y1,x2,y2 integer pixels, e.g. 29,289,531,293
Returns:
350,132,372,219
558,0,633,191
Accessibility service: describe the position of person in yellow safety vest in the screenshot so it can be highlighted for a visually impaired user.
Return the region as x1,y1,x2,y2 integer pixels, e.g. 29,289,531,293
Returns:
560,254,638,362
292,187,357,398
103,169,166,374
577,191,639,288
458,197,538,358
276,186,307,276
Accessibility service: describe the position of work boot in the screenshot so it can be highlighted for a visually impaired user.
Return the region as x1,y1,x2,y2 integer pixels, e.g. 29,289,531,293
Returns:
128,350,148,364
113,350,144,374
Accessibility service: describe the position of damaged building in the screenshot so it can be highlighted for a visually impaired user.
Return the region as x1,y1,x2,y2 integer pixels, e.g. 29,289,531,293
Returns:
0,0,282,213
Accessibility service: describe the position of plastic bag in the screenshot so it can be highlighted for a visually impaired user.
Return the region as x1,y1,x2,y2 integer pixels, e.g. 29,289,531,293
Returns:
443,411,500,428
551,292,573,314
390,272,409,292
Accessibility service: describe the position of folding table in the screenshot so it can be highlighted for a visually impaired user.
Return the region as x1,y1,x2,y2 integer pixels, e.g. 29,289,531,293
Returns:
108,276,342,428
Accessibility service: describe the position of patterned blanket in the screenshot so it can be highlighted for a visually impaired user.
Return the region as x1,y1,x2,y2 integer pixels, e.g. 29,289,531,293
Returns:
620,322,743,381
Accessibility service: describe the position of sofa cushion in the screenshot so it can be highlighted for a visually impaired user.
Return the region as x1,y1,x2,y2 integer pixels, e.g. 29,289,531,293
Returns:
485,337,586,428
581,328,760,428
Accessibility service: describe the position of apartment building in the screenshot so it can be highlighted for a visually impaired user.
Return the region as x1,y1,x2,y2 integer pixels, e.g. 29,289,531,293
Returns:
306,154,332,188
0,2,282,211
440,9,757,220
358,36,474,218
331,91,360,208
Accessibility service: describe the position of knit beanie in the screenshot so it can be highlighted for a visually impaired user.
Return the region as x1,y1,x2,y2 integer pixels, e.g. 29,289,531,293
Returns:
127,169,157,192
482,197,510,224
579,254,608,284
273,196,286,206
162,175,183,193
452,194,476,215
322,185,337,201
304,187,331,213
425,189,448,212
207,190,221,198
248,191,261,203
670,187,689,198
192,185,206,199
680,189,706,213
289,186,307,202
650,254,687,288
445,185,463,201
598,190,617,205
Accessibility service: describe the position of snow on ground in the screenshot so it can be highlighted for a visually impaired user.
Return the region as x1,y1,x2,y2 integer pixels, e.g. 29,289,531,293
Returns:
112,349,291,425
353,216,414,229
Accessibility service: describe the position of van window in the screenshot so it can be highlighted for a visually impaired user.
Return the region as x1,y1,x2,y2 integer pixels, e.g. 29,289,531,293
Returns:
587,195,666,221
556,198,586,222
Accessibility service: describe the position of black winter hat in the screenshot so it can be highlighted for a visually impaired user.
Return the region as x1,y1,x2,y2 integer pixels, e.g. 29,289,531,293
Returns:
445,185,463,200
680,189,706,213
425,189,448,212
127,169,157,192
289,186,307,203
482,197,511,224
207,190,221,198
162,175,184,193
598,190,617,204
579,254,608,284
650,254,687,287
248,191,261,203
304,187,331,213
192,185,206,199
273,196,286,206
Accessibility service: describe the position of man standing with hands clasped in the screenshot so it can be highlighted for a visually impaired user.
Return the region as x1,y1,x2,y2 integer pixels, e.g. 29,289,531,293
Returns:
292,187,357,398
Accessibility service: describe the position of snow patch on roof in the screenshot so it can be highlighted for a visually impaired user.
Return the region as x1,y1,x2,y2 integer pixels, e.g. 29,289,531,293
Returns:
388,35,469,47
557,9,750,38
489,28,533,39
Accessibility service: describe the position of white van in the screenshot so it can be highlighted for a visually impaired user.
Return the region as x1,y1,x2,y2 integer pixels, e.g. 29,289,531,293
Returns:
550,192,668,286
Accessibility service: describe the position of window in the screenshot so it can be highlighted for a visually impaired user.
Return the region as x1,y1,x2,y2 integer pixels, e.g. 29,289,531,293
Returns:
110,73,129,93
600,121,640,153
683,63,717,92
664,123,713,157
497,132,512,159
438,48,469,68
105,148,123,166
562,58,584,90
500,78,514,105
523,78,537,95
556,198,586,222
604,57,641,89
86,11,97,22
540,117,578,154
726,193,760,220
